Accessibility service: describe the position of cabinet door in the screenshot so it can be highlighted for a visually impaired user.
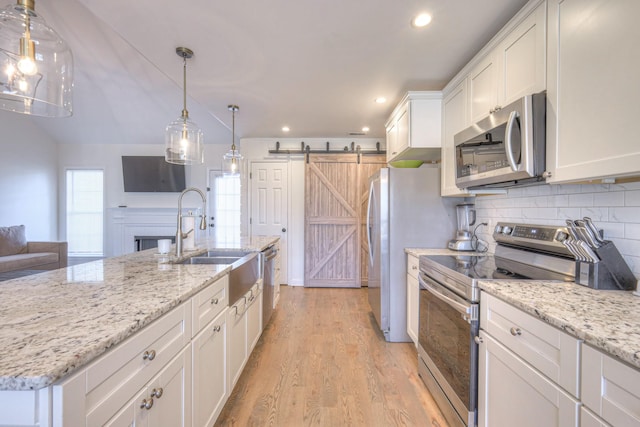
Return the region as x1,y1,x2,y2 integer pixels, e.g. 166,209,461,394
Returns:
246,284,262,354
227,299,247,388
546,0,640,183
146,347,192,427
496,1,546,106
393,105,409,158
192,311,228,427
581,344,640,427
469,54,498,123
385,120,398,162
478,331,579,427
441,79,470,197
405,273,418,346
581,408,610,427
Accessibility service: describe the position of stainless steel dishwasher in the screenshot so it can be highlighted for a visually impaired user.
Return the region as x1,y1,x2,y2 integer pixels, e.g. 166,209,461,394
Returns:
261,244,277,329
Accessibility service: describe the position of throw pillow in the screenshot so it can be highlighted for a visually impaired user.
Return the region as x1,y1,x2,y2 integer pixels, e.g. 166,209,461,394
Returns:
0,225,28,256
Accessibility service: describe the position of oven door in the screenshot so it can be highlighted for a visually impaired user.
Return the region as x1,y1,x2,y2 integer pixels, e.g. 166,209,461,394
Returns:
418,272,479,427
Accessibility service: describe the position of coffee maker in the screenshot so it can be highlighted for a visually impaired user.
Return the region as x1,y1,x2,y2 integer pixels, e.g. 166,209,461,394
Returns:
448,203,476,251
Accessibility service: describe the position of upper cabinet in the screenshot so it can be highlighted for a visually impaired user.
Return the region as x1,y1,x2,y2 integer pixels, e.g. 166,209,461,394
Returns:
469,1,546,123
545,0,640,183
385,91,442,163
441,79,471,197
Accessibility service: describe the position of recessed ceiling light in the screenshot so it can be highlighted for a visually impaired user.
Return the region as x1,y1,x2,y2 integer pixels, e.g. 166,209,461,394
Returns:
362,126,370,132
375,97,386,104
282,126,290,132
412,13,432,28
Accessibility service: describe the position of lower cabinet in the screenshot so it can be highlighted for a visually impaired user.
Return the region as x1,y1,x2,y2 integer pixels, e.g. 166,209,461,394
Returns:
581,344,640,427
105,346,192,427
192,309,228,427
478,331,579,427
228,282,263,389
406,254,419,346
246,281,263,354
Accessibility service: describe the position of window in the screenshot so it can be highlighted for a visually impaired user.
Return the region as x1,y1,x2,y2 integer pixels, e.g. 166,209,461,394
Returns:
209,171,241,244
66,170,104,256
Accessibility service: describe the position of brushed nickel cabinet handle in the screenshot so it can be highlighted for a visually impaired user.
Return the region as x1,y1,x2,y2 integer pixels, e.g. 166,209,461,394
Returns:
140,398,154,410
213,325,221,333
510,327,522,336
211,297,219,305
151,388,163,399
142,350,156,361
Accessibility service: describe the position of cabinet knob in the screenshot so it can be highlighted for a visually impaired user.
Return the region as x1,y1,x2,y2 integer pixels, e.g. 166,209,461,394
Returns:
142,349,156,361
411,265,418,270
474,336,483,344
213,325,221,333
151,388,163,399
542,171,552,179
510,327,522,336
211,297,219,305
140,398,154,410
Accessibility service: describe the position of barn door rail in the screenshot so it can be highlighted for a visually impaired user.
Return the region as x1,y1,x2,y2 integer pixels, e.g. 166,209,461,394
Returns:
268,141,385,163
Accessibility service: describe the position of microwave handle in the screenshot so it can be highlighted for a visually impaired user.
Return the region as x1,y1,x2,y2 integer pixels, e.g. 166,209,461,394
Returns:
419,273,470,315
505,110,520,172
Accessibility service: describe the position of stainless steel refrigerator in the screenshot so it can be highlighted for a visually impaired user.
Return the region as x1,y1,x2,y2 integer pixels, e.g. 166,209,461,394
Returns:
367,165,459,342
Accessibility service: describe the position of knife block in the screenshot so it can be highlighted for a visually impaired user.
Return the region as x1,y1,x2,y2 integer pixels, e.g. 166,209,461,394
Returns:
575,241,636,290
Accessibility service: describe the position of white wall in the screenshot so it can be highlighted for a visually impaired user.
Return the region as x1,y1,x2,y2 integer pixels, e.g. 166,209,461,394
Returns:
0,112,59,240
240,137,385,286
473,182,640,280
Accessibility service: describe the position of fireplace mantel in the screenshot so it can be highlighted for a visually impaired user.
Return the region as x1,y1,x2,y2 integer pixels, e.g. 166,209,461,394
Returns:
106,208,179,256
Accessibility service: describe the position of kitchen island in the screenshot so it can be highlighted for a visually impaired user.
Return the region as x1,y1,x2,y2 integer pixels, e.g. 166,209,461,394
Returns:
0,236,278,426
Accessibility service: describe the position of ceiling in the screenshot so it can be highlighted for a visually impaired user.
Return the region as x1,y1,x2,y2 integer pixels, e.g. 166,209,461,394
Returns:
27,0,528,145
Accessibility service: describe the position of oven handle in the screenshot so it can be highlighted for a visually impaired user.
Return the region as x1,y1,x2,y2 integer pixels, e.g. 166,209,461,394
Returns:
419,273,470,316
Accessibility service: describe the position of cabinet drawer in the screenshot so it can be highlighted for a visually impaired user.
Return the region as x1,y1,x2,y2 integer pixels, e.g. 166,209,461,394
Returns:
480,293,580,397
582,344,640,427
407,254,419,279
192,275,228,336
84,301,191,426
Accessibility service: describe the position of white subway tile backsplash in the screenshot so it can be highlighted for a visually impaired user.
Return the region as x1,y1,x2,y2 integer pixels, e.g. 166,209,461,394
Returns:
614,181,640,191
556,207,582,219
610,207,640,224
580,207,608,221
600,222,624,239
548,195,569,207
522,207,557,220
625,223,640,240
594,191,624,207
568,193,594,207
624,190,640,206
580,184,610,193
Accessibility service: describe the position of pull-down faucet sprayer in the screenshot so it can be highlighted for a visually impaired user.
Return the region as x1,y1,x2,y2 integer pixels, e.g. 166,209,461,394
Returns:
176,187,207,257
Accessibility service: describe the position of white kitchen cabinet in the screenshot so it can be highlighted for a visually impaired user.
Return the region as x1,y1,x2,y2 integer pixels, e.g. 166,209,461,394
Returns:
469,0,546,123
192,309,228,427
581,408,610,427
479,292,581,426
104,346,192,427
441,79,471,197
581,344,640,427
273,241,281,307
478,331,579,427
405,254,419,346
385,91,442,163
246,281,263,354
227,297,248,388
546,0,640,183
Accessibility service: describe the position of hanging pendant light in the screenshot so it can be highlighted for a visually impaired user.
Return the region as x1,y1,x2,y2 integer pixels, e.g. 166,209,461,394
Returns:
0,0,73,117
165,46,203,165
223,104,243,176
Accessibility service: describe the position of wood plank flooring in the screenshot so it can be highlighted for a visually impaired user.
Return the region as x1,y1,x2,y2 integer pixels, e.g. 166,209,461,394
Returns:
215,285,449,427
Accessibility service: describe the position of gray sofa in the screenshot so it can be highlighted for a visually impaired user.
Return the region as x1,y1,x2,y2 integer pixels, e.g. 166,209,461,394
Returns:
0,225,68,273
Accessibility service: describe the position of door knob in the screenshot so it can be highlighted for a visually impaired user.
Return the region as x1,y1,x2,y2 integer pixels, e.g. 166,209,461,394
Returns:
282,228,287,232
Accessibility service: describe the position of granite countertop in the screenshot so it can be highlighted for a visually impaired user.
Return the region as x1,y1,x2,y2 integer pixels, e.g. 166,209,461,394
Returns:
481,280,640,370
0,236,279,391
406,247,640,370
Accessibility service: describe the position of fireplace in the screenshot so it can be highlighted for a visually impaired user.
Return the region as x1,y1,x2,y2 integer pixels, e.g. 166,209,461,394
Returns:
134,235,175,252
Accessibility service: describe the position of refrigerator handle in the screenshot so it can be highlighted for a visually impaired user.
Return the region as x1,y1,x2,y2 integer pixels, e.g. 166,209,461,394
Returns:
366,180,375,265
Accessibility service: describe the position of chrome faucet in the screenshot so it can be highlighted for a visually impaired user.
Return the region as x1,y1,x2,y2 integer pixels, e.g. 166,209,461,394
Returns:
176,187,207,257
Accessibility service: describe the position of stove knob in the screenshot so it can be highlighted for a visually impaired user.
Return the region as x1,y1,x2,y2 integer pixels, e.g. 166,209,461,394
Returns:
502,226,512,235
556,231,569,242
494,225,503,234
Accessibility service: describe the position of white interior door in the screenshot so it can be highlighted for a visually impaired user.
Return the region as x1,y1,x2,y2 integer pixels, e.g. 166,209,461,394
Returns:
250,162,288,284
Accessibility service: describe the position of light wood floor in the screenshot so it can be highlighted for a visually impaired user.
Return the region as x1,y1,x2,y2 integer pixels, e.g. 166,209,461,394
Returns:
215,285,449,427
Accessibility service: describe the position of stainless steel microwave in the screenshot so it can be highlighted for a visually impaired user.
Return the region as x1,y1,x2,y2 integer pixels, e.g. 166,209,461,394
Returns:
454,92,546,189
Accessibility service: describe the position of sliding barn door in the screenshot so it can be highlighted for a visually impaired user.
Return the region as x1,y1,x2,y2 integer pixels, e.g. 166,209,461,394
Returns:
305,155,360,287
358,155,386,286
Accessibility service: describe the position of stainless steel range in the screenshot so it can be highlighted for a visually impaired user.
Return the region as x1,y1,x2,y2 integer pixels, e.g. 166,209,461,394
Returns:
417,222,577,427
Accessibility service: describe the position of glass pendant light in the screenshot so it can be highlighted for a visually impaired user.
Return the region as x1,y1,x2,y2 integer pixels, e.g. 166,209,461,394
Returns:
165,46,203,165
223,104,243,176
0,0,73,117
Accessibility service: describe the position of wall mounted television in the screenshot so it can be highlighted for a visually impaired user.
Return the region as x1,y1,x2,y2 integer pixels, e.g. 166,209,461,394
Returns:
122,156,187,192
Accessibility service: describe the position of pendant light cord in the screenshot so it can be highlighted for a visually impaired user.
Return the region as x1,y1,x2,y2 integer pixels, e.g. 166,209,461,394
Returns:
181,56,188,120
231,108,236,152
